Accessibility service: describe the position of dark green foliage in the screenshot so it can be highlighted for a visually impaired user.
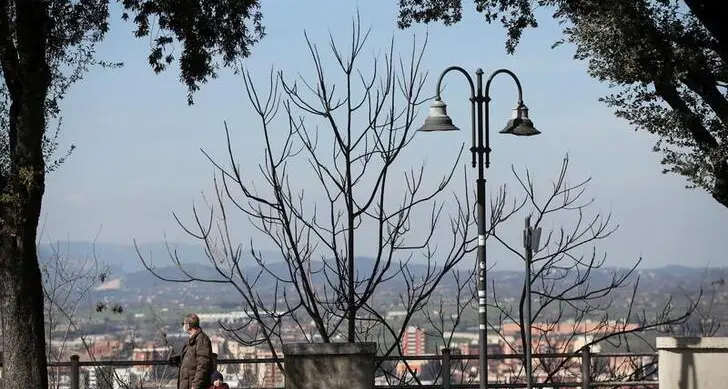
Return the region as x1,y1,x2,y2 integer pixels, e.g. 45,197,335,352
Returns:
120,0,265,104
397,0,728,209
2,0,265,175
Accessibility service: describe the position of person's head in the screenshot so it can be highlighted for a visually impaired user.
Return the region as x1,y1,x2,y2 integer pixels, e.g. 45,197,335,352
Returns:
182,313,201,335
211,371,223,386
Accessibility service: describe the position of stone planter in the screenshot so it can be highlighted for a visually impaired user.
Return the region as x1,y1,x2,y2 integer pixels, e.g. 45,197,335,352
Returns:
283,342,377,389
657,337,728,389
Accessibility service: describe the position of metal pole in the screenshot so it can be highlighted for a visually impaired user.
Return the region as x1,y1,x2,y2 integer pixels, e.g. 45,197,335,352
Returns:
70,354,80,389
475,68,488,389
442,348,452,389
581,346,592,389
348,203,355,342
524,218,533,389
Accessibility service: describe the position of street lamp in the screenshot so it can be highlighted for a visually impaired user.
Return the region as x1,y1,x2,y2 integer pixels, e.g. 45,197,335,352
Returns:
523,215,542,389
418,67,540,389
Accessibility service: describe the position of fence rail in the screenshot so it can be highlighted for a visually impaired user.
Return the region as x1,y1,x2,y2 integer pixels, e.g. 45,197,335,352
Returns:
8,347,659,389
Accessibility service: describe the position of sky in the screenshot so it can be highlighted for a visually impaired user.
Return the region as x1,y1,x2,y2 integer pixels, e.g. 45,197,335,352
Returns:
40,0,728,271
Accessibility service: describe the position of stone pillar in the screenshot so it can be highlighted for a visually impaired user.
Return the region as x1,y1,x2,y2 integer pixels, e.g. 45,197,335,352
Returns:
283,342,377,389
657,337,728,389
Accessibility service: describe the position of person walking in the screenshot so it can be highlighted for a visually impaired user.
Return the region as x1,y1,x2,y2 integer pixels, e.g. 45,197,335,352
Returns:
171,313,214,389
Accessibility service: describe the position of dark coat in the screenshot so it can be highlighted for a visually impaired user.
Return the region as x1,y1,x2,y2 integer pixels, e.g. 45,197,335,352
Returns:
178,330,214,389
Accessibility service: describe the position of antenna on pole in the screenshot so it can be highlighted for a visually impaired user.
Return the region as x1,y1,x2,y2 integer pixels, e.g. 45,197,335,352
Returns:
524,214,542,252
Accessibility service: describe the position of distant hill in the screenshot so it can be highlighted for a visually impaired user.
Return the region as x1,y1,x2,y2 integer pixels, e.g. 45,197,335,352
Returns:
114,255,440,290
40,241,725,311
39,241,724,279
121,263,230,289
32,241,721,328
37,241,273,274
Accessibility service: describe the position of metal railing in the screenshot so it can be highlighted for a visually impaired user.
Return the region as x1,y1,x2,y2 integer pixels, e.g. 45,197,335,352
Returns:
373,348,658,389
13,346,658,389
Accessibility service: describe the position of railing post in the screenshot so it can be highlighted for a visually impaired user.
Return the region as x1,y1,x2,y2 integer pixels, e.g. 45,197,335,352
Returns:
212,352,218,370
70,354,80,389
442,348,451,389
581,346,591,389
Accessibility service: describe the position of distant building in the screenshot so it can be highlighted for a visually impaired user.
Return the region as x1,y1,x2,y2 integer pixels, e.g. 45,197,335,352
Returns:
255,348,285,387
88,338,124,359
401,326,427,356
209,334,226,355
131,344,172,375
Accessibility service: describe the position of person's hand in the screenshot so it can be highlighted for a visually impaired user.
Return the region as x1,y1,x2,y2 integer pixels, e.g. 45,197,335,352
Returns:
168,355,181,367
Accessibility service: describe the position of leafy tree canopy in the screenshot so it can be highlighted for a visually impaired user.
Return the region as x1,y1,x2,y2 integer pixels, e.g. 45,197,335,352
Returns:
1,0,265,175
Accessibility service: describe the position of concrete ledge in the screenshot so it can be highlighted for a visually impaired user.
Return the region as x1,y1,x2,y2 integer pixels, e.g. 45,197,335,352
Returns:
657,337,728,349
283,342,377,356
283,342,377,389
657,337,728,389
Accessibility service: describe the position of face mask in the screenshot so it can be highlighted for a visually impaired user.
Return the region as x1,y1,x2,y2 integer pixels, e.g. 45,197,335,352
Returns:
183,323,190,332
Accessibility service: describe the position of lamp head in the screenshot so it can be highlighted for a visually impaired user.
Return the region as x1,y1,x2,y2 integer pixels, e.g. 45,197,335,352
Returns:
418,99,460,132
500,103,540,136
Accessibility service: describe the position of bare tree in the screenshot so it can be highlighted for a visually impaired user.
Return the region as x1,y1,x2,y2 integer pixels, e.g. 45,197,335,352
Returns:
668,268,726,337
39,235,178,389
138,15,699,388
418,157,699,387
41,240,105,361
484,157,696,386
139,14,473,379
38,234,114,389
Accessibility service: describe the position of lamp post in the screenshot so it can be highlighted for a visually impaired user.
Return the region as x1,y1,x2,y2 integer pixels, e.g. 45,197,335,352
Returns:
523,215,542,389
418,67,540,389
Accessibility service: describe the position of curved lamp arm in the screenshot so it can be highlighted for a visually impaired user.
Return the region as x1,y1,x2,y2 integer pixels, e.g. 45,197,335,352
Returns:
434,66,478,167
481,69,526,168
434,66,476,100
484,68,524,105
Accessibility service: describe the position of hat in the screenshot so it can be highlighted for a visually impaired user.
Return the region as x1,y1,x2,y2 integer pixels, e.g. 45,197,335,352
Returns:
211,371,223,382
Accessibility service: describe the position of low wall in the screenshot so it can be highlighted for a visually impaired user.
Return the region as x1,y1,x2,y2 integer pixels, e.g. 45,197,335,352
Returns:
283,342,377,389
657,337,728,389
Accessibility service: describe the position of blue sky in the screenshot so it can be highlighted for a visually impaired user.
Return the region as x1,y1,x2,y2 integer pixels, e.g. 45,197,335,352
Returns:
40,0,728,270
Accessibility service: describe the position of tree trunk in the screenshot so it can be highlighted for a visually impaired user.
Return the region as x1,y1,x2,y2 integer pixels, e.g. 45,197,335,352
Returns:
0,81,49,389
0,1,51,387
714,167,728,209
682,0,728,65
0,231,48,389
